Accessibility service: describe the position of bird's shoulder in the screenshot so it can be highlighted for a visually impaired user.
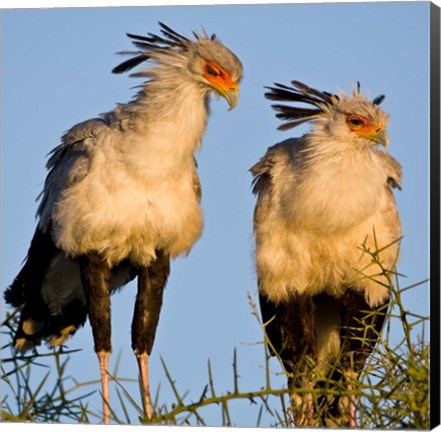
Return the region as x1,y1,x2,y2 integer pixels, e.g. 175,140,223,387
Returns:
250,137,304,195
47,118,109,168
374,149,403,191
37,118,111,227
64,117,109,143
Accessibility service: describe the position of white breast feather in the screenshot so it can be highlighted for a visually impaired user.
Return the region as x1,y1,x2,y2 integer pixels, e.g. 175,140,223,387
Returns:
255,144,401,308
40,82,208,311
52,90,206,267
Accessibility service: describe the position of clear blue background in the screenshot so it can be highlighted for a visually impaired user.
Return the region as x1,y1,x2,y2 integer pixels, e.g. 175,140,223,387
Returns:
1,2,430,426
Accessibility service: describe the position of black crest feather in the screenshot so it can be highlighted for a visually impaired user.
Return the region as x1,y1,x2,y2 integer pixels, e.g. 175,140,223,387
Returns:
112,54,149,74
372,94,386,105
112,22,190,75
265,80,335,131
266,80,387,131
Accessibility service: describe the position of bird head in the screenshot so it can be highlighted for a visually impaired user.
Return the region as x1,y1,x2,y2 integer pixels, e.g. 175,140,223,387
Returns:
265,80,390,149
112,22,243,110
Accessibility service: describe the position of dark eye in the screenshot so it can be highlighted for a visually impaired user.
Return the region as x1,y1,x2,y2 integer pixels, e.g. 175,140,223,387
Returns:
349,118,363,126
206,65,219,76
346,115,366,127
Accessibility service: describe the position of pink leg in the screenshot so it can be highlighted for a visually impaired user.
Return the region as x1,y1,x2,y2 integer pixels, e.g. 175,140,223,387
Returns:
290,380,315,427
306,391,315,426
98,351,110,424
137,352,153,419
347,383,357,428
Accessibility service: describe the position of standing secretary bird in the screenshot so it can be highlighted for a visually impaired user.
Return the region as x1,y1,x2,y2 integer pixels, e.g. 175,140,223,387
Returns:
251,81,402,427
5,22,242,423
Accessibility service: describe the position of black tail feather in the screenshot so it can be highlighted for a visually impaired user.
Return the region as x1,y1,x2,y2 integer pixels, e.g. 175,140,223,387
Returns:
4,226,89,352
4,227,57,308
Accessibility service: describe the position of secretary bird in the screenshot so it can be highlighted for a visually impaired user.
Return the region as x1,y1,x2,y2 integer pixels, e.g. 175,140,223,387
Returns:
5,22,242,423
251,80,401,427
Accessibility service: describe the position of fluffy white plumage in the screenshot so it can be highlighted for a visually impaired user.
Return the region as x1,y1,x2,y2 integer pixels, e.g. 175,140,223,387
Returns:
46,99,205,266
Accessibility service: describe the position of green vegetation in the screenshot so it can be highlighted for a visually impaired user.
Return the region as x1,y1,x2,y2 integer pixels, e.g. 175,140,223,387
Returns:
1,275,429,427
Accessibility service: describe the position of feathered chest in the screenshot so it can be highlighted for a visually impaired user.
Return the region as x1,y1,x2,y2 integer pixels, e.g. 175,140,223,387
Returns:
51,129,204,266
279,150,388,233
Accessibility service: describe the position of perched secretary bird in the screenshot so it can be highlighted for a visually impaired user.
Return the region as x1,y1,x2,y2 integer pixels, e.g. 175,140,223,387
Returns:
251,81,402,427
4,22,242,423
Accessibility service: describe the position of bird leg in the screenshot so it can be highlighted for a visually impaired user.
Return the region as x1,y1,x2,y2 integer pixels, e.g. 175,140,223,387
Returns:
274,293,317,427
98,351,111,423
79,253,112,424
136,352,152,419
341,368,358,428
290,382,315,428
132,250,170,420
347,383,357,428
306,388,315,425
290,394,305,427
339,291,390,428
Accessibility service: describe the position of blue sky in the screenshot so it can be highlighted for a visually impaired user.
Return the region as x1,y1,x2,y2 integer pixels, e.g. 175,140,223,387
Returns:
1,2,431,427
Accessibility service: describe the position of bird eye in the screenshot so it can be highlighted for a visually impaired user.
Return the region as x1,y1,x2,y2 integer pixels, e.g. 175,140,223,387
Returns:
349,118,363,126
206,65,219,76
346,115,366,128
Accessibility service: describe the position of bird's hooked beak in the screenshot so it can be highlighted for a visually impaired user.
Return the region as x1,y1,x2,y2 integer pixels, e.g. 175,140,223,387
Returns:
224,88,239,111
376,129,389,149
211,81,239,111
365,128,389,149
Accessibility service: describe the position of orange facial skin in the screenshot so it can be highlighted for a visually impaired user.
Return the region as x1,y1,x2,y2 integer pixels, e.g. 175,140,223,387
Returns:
202,60,239,110
345,113,389,147
346,114,383,134
203,60,239,93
